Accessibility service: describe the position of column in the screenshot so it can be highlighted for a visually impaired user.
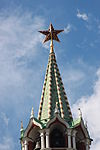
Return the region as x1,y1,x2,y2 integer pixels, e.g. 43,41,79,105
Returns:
86,144,89,150
46,129,50,148
22,142,25,150
24,140,28,150
67,129,72,148
72,130,77,149
86,139,90,150
40,130,45,149
35,141,40,149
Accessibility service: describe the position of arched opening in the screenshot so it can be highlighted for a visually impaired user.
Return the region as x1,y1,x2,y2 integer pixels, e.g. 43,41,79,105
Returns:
28,126,41,150
50,128,66,148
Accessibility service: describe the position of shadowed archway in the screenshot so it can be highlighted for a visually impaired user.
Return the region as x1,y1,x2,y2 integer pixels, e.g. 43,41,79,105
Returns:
50,128,66,148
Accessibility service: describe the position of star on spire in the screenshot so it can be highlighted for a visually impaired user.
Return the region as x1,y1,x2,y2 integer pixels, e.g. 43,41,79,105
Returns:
39,23,64,43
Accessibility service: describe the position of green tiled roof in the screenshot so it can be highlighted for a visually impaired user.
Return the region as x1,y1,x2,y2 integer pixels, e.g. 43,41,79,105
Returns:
34,117,45,128
71,118,81,127
38,49,73,124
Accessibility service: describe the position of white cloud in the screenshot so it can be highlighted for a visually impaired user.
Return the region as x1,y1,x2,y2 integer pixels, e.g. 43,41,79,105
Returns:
0,136,14,150
64,24,71,34
1,112,9,126
0,9,46,150
0,10,45,103
0,12,45,61
72,68,100,150
77,9,88,21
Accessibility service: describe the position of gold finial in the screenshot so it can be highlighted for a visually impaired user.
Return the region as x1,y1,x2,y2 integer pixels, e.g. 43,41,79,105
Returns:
30,106,34,119
78,108,82,118
39,23,64,53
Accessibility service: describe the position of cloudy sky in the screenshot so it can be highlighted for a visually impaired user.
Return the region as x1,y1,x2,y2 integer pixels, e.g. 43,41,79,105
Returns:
0,0,100,150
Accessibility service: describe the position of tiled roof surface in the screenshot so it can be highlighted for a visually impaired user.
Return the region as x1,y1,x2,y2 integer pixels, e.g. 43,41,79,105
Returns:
38,49,73,124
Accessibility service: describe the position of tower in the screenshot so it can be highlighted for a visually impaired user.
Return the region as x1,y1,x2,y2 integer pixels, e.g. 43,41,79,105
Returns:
20,24,92,150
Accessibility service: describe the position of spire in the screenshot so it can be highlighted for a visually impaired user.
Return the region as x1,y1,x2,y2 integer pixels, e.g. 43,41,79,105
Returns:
38,24,73,124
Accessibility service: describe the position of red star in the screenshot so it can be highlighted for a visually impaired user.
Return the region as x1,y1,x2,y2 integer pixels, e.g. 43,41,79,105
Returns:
39,23,64,43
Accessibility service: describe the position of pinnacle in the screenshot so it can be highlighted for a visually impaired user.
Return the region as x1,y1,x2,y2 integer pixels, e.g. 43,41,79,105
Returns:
30,106,34,119
20,121,24,131
78,108,82,118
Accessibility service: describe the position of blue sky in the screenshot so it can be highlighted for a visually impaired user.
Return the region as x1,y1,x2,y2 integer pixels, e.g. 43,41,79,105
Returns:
0,0,100,150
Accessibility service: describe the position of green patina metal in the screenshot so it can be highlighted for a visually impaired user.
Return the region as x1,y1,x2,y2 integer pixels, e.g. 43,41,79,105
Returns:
71,118,81,127
34,117,45,128
40,66,51,120
38,51,73,124
20,129,24,140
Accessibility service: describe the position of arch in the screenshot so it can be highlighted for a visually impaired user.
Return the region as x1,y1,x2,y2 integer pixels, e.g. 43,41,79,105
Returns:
49,121,67,148
50,128,66,148
46,114,69,128
28,127,40,142
24,118,42,138
28,126,41,150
